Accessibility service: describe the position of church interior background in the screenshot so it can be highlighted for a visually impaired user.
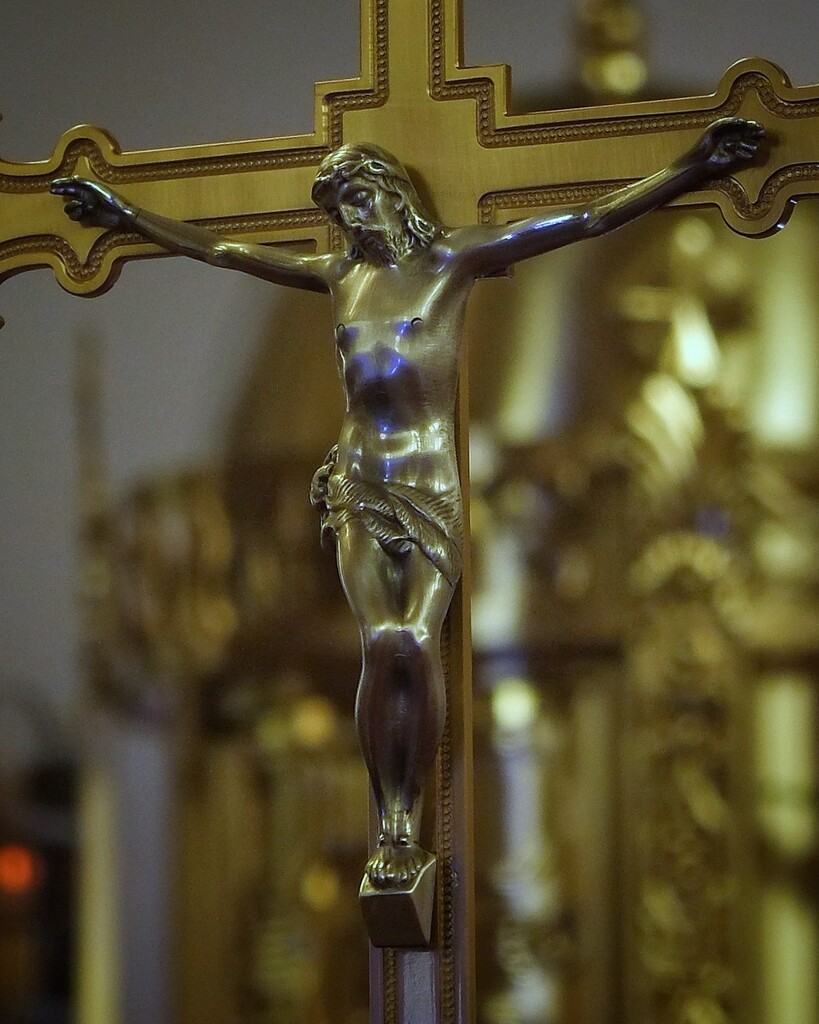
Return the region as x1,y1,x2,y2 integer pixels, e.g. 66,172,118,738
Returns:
0,1,817,1022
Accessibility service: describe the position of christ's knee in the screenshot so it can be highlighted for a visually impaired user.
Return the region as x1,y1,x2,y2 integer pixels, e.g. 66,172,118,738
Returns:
366,624,433,662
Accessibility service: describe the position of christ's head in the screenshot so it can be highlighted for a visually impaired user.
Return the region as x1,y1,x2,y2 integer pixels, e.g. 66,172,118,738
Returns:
311,143,439,265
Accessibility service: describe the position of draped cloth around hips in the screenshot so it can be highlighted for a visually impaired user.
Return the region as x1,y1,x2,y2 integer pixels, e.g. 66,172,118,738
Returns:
310,445,463,587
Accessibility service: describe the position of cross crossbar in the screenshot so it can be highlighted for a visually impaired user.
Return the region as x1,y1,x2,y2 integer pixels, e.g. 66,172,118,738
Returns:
1,0,818,305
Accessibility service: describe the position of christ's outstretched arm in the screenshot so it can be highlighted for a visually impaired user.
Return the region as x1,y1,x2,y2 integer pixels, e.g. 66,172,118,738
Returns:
452,117,764,277
50,178,335,293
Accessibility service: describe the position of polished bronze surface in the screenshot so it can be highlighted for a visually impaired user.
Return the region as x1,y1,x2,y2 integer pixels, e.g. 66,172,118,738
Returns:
53,118,759,944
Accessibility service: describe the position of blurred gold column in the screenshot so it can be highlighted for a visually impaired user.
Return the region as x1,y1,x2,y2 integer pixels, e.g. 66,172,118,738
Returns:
74,335,122,1024
755,675,819,1024
75,761,121,1024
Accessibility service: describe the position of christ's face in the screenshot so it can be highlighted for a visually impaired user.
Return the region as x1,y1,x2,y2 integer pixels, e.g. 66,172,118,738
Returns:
327,178,404,248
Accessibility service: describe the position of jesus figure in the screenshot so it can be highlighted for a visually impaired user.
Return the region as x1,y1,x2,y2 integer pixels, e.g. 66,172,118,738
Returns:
53,116,762,891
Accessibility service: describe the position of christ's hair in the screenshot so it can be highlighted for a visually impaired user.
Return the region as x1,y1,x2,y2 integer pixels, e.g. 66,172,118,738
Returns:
311,143,439,257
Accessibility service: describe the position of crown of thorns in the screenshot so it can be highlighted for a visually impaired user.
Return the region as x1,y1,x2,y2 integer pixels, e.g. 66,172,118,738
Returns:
312,144,415,201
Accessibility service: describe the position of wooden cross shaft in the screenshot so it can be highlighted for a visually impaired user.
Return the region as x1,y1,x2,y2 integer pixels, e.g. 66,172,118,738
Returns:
2,0,819,305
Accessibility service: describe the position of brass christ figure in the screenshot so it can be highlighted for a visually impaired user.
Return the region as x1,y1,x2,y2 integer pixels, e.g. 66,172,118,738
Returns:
3,0,819,1011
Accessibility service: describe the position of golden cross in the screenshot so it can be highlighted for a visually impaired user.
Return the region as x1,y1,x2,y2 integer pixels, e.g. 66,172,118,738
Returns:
3,3,818,1022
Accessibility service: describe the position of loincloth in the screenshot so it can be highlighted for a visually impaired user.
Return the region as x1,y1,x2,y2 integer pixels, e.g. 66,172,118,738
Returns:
310,446,463,586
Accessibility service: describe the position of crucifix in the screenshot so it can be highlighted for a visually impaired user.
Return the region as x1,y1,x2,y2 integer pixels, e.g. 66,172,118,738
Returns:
3,1,819,1021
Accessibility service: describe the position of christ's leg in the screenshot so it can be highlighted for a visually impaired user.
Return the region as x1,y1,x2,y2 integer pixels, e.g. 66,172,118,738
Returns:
335,521,455,887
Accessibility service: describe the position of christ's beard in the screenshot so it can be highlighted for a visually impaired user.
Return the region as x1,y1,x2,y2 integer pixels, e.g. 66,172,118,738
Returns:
352,221,411,266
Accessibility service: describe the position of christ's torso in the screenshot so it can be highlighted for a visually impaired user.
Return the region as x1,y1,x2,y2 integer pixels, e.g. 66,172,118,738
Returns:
329,244,471,494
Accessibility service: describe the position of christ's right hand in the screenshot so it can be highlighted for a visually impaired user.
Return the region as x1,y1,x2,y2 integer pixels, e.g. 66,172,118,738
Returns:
51,177,136,230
